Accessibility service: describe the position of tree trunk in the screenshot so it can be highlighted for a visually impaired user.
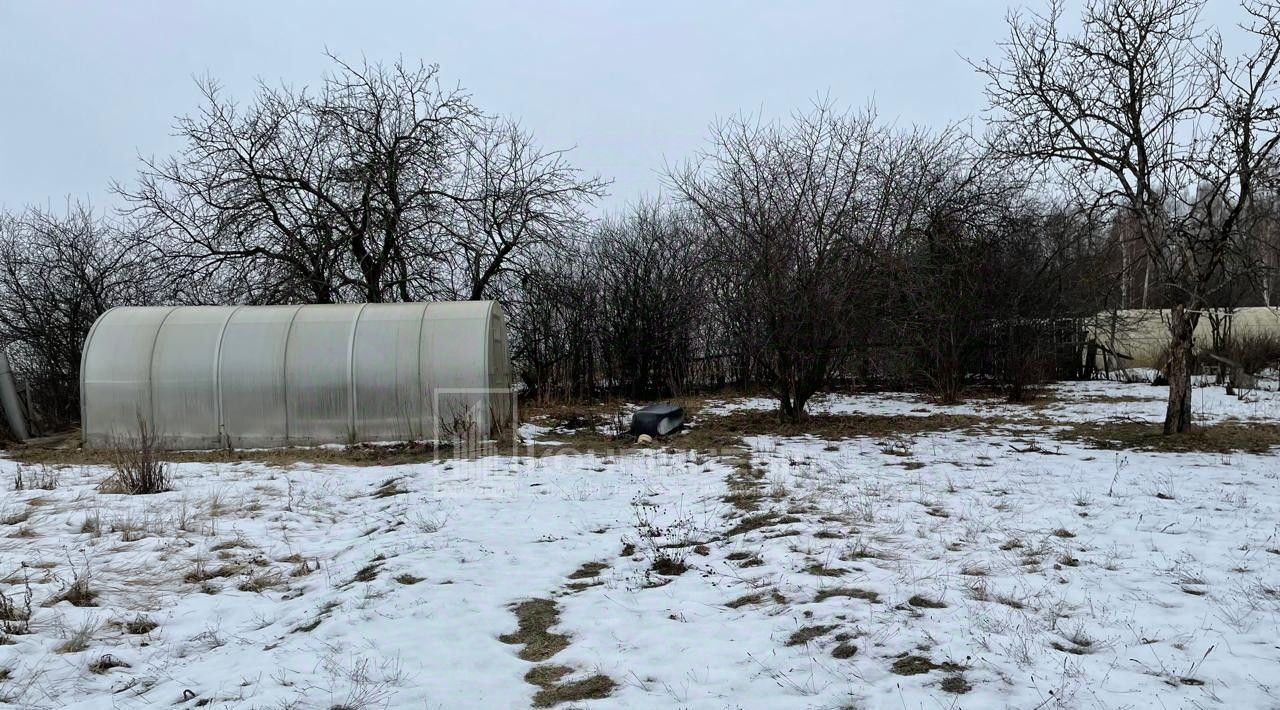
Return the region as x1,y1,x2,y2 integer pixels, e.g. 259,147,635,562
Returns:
1163,304,1197,434
778,394,797,423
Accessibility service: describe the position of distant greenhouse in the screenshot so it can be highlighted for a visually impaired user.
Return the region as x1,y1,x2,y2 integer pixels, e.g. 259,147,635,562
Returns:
80,301,513,449
1086,307,1280,371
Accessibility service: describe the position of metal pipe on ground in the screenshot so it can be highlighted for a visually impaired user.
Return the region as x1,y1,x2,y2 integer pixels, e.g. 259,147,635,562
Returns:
0,349,30,441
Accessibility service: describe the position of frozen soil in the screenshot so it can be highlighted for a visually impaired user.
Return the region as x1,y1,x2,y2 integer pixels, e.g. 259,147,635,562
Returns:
1,379,1279,709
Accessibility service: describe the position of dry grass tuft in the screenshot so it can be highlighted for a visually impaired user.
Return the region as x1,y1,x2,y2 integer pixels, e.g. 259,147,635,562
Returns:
649,555,689,576
88,654,129,674
523,664,573,687
351,562,381,584
726,592,765,609
124,617,157,634
184,561,242,584
237,571,284,593
725,511,791,536
11,465,59,491
804,562,847,577
55,575,97,607
371,477,407,498
0,587,32,636
55,620,97,653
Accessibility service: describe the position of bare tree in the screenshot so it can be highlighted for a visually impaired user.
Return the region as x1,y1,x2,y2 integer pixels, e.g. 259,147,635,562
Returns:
976,0,1280,433
507,260,600,402
669,103,907,421
119,54,480,304
0,204,159,429
445,117,607,301
590,200,708,398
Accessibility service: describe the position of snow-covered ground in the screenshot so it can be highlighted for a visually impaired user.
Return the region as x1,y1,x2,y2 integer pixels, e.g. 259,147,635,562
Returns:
1,379,1278,709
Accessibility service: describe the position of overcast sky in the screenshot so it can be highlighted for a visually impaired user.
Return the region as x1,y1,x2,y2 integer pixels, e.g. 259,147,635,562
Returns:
0,1,1245,215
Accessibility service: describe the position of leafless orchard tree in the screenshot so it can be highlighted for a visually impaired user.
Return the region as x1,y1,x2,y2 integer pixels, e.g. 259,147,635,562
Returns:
976,0,1280,433
119,54,602,307
445,117,607,301
120,54,478,304
0,204,160,429
669,103,912,421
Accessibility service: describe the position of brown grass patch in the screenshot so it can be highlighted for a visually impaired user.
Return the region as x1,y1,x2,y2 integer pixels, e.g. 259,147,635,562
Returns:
891,654,938,675
907,594,946,609
804,562,847,577
832,642,859,659
726,512,787,536
726,592,765,609
567,561,608,580
351,562,381,584
531,674,616,707
54,577,97,607
524,664,573,687
786,624,837,646
650,555,689,576
499,598,571,662
688,410,1000,446
813,587,880,603
1059,420,1280,454
372,477,407,498
524,402,1014,454
237,572,284,593
184,562,243,584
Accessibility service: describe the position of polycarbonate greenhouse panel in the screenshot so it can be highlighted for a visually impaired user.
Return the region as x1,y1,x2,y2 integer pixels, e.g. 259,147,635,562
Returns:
80,301,512,450
285,305,362,445
352,303,429,442
150,307,227,449
80,307,175,442
218,306,298,448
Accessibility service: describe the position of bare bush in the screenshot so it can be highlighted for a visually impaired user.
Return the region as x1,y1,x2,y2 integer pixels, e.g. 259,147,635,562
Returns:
102,419,170,495
1228,332,1280,376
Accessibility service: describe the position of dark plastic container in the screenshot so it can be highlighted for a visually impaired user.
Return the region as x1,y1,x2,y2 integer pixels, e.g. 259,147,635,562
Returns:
629,403,685,437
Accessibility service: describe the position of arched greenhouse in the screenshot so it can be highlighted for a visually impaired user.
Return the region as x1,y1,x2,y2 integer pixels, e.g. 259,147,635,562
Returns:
80,301,513,449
